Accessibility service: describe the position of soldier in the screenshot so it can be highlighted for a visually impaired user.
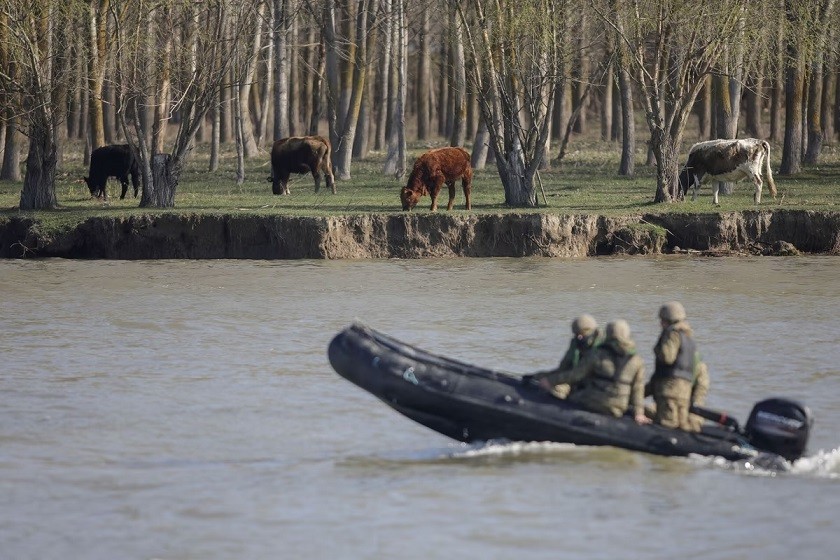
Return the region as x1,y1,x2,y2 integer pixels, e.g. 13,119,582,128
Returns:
524,314,603,398
648,301,706,431
539,320,649,424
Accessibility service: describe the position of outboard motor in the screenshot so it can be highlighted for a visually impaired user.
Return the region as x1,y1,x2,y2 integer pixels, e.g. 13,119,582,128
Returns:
745,398,813,462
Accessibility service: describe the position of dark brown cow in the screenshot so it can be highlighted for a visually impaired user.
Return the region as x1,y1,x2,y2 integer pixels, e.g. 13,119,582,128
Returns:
268,136,335,195
678,138,777,204
400,147,473,211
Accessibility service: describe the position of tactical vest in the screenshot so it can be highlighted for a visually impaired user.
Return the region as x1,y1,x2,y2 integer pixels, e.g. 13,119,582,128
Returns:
575,345,637,413
653,329,696,381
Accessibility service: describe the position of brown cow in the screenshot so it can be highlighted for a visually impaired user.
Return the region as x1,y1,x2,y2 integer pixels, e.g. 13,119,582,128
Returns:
268,136,335,195
400,147,473,211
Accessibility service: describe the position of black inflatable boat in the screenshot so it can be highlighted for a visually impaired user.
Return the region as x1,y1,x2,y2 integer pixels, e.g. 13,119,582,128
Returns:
328,323,813,468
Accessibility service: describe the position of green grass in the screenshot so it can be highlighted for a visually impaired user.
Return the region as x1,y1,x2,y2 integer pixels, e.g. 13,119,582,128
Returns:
2,136,839,235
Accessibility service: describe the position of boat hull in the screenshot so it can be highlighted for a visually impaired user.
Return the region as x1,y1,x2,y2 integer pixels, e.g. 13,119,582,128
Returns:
328,324,767,463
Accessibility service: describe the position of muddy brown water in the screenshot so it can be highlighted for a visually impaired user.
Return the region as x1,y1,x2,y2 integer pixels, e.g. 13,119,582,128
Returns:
1,257,839,559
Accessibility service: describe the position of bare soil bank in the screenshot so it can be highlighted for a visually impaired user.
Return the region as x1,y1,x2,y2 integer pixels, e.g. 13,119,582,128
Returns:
2,210,839,259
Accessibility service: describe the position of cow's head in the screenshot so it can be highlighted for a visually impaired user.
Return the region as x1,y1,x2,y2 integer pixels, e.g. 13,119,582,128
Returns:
82,176,101,198
677,168,695,199
400,187,422,211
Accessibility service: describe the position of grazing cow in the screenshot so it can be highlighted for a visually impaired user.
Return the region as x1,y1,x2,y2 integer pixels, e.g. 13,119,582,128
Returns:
267,136,335,195
400,147,473,211
83,144,141,200
678,138,777,204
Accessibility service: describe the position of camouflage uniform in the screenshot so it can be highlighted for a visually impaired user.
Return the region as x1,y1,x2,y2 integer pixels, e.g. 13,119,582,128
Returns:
687,361,710,431
528,314,603,398
549,321,647,419
650,301,705,432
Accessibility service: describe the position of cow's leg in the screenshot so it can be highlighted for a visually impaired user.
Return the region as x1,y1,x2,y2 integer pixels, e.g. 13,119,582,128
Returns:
462,175,472,210
691,175,699,201
325,162,336,194
753,174,763,204
429,177,444,211
131,171,140,198
119,175,129,199
712,183,720,205
312,169,321,193
446,181,457,210
273,171,291,195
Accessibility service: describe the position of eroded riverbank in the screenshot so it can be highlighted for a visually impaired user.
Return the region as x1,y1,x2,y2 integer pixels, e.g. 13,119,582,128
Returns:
2,209,839,258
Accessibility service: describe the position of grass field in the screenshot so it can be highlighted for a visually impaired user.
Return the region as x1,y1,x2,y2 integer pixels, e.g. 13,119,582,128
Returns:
2,136,839,234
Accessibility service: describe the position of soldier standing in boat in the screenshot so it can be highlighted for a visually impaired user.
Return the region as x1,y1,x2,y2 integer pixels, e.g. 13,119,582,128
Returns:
535,320,650,424
648,301,709,431
525,314,603,398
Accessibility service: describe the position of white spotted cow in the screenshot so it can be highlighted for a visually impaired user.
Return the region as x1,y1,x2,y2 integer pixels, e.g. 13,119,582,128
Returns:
678,138,777,204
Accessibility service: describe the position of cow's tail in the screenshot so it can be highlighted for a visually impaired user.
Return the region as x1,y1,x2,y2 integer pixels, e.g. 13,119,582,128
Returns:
323,139,336,193
762,140,777,198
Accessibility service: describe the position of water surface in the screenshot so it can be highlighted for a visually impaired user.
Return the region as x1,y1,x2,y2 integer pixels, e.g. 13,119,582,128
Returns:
1,257,838,559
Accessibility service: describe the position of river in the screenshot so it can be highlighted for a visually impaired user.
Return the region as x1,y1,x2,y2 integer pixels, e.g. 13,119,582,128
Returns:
1,257,839,559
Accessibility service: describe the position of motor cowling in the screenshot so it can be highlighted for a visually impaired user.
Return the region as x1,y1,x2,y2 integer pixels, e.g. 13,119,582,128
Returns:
745,398,813,462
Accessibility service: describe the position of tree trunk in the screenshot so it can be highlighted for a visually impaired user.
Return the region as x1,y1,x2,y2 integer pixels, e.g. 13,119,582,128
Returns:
471,119,490,170
770,2,785,143
308,38,325,135
804,0,836,164
780,3,805,175
333,0,373,180
652,131,682,203
288,10,300,136
1,115,21,181
209,85,221,171
141,153,177,208
374,0,393,151
416,7,431,141
384,0,406,178
744,72,764,139
495,134,536,206
87,0,109,150
601,57,613,141
239,3,264,157
273,0,290,140
324,0,340,149
616,56,634,176
450,2,467,147
152,5,172,155
20,122,58,210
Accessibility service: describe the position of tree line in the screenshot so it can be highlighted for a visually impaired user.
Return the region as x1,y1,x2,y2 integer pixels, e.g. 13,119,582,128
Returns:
1,0,838,210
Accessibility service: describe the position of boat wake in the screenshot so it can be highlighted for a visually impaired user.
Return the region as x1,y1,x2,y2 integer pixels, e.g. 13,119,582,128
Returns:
429,441,840,478
341,442,840,478
688,446,840,478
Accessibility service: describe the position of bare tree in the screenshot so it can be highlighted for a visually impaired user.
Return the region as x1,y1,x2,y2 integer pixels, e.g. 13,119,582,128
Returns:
457,0,559,207
804,0,836,164
1,1,81,209
601,0,751,202
611,0,634,176
273,0,291,140
449,0,466,147
383,0,406,177
332,0,376,179
113,0,254,208
87,0,109,151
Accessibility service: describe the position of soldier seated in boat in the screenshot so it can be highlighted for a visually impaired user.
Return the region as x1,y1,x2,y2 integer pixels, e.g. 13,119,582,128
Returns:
537,320,651,425
523,314,603,398
647,301,710,432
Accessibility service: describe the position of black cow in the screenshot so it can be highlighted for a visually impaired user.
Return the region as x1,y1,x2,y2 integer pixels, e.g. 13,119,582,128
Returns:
83,144,141,200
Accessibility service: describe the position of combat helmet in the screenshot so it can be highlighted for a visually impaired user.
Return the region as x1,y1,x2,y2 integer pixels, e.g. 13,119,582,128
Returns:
659,301,687,323
571,314,598,335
